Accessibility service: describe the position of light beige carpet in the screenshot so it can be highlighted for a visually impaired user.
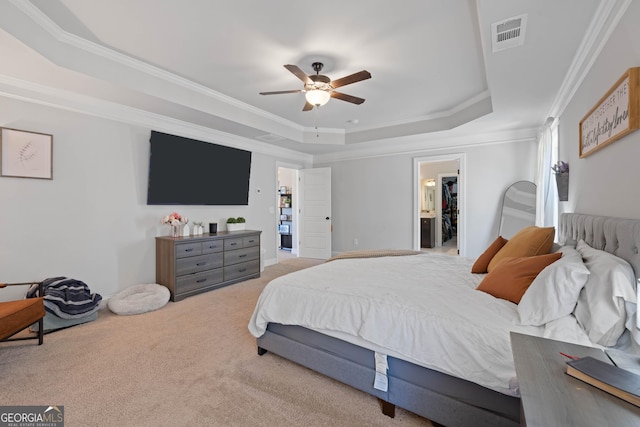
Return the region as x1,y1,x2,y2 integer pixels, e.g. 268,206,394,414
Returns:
0,258,433,426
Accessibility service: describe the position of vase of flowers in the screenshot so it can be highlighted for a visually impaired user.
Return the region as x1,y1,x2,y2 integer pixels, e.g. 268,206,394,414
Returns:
162,212,188,238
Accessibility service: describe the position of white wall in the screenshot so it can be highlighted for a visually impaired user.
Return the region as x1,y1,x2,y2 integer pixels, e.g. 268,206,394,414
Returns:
558,1,640,219
317,140,536,257
0,97,286,300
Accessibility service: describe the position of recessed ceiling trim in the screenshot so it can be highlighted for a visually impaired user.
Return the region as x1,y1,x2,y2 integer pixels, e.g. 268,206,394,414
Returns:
313,128,538,164
255,134,286,143
7,0,307,132
0,73,312,163
346,90,491,133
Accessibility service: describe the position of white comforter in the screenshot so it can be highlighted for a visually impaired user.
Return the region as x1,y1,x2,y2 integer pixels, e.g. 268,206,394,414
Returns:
248,253,594,396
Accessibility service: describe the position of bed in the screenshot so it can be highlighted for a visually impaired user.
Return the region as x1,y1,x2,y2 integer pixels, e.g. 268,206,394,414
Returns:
248,213,640,426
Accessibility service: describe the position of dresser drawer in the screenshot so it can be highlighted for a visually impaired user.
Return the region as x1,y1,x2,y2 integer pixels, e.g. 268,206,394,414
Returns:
176,253,223,276
224,259,259,281
176,269,224,294
224,246,259,266
243,235,260,247
224,237,244,251
202,239,224,254
175,242,202,258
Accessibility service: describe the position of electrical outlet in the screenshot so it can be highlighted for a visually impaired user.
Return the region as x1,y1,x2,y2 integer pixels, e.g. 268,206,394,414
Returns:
353,238,359,246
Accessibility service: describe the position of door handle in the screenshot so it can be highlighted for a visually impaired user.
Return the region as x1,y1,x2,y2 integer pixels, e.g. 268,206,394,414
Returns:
325,217,330,220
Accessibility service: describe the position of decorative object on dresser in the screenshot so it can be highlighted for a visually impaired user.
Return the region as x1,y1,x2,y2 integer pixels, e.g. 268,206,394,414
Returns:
191,221,204,235
226,217,246,231
0,127,53,180
161,212,188,238
156,230,261,301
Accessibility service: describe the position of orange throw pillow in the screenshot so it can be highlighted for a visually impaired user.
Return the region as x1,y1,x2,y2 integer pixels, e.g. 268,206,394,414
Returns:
472,236,508,273
487,226,555,272
477,253,562,304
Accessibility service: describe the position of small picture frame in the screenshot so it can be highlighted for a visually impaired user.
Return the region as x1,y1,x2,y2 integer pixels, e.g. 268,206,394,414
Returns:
1,127,53,179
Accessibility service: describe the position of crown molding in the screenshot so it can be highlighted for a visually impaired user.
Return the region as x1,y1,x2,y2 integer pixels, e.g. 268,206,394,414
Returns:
0,72,535,166
347,90,491,133
8,0,306,133
547,0,631,119
312,127,538,164
7,1,498,143
0,74,312,164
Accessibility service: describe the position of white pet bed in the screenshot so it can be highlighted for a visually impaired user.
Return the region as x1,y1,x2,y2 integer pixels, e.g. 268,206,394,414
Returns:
108,284,170,315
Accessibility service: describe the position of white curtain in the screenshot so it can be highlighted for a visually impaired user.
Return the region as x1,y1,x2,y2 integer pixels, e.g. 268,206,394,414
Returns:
535,118,558,228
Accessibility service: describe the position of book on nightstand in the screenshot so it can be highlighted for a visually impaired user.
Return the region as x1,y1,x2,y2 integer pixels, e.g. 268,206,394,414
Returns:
566,356,640,408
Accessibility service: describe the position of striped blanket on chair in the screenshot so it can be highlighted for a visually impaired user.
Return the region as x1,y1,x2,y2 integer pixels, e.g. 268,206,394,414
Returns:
27,277,102,319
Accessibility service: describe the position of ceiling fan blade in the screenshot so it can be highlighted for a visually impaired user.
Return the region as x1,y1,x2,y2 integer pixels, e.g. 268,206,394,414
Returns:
330,70,371,89
284,64,312,84
302,101,314,111
259,89,302,95
331,91,365,105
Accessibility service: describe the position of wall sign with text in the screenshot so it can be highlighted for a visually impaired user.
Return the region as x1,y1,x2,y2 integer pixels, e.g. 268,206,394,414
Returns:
579,67,639,158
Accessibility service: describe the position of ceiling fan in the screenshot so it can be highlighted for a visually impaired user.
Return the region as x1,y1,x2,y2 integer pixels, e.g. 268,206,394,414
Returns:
260,62,371,111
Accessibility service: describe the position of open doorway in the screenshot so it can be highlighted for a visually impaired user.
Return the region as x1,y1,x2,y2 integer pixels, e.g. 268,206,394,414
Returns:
437,172,458,253
277,166,297,262
413,154,466,256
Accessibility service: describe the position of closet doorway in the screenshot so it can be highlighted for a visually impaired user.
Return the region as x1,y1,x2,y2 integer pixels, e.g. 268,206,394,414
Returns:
413,154,465,256
277,166,298,262
437,172,458,252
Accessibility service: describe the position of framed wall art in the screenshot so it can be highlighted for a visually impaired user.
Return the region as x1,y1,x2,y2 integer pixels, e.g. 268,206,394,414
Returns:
0,127,53,179
579,67,640,158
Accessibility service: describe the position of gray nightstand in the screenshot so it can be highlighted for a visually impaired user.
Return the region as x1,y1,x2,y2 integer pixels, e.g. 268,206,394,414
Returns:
510,332,640,426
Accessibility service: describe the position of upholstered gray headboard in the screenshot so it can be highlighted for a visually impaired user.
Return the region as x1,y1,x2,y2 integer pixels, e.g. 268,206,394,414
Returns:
559,213,640,282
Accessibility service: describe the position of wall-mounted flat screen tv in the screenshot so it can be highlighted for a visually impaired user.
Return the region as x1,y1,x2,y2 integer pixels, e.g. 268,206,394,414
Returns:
147,131,252,205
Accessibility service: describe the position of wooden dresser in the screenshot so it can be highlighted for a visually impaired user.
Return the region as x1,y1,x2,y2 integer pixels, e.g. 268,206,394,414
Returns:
156,230,261,301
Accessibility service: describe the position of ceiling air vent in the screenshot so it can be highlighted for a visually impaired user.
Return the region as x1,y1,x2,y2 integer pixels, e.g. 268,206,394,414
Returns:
491,14,527,53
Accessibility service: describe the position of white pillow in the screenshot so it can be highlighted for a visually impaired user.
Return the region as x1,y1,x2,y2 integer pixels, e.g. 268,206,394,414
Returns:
574,240,637,347
518,246,590,326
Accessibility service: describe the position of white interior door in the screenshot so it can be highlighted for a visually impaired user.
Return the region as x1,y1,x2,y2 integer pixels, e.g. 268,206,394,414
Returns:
298,167,332,259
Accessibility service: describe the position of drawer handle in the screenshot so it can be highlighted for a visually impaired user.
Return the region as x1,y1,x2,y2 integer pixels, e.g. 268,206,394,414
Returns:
230,242,238,246
196,262,206,266
185,248,194,252
196,278,207,283
238,268,247,273
247,239,255,243
208,245,218,249
239,254,247,258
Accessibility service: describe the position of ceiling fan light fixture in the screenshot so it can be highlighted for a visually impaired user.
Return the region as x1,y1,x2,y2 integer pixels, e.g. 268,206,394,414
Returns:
305,89,331,106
